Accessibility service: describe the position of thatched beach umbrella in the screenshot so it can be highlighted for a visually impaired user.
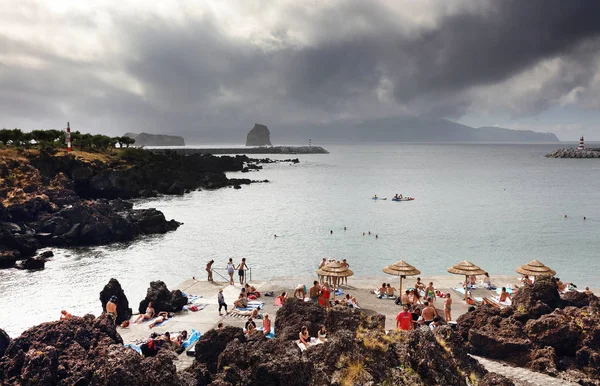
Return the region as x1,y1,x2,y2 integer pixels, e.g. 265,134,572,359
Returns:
447,260,486,301
516,259,556,278
316,261,354,299
382,260,421,294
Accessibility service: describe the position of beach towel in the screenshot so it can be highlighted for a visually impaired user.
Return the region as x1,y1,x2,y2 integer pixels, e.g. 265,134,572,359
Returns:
182,329,202,349
257,326,275,339
124,343,142,355
186,295,204,304
376,294,397,299
452,287,466,295
296,337,323,352
335,289,344,296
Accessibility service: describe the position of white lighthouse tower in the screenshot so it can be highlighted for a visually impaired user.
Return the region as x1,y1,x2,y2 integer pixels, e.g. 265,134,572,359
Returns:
577,136,585,150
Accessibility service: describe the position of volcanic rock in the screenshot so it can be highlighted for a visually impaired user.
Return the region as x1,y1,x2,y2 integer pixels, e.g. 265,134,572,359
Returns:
138,281,188,314
194,327,246,373
274,298,327,340
511,277,560,321
99,278,133,325
0,328,10,357
246,124,272,146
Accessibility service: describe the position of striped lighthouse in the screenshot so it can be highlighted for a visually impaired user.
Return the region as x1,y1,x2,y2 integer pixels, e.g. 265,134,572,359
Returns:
577,135,584,150
66,122,72,152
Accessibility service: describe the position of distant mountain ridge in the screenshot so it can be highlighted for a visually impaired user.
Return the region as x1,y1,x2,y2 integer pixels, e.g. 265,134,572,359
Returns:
124,132,185,146
274,116,559,143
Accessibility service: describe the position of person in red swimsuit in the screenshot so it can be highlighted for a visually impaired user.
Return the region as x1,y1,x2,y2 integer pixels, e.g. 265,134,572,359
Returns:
396,305,413,331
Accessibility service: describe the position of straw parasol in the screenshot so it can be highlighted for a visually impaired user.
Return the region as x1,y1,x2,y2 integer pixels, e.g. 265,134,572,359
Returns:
447,260,486,301
516,259,556,278
382,260,421,293
316,261,354,299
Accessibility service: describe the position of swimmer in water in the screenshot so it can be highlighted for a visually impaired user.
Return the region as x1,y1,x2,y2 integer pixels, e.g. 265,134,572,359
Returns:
584,217,587,220
274,234,278,238
330,230,333,234
564,215,568,219
368,231,371,236
376,234,379,239
344,226,347,231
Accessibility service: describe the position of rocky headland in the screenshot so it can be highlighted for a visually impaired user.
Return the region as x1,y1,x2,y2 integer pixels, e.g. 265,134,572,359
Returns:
0,148,266,270
457,277,600,385
545,148,600,158
150,146,329,155
124,132,186,147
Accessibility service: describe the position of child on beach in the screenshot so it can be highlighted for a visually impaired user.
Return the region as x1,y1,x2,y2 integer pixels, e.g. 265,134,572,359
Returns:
425,282,436,302
218,288,228,316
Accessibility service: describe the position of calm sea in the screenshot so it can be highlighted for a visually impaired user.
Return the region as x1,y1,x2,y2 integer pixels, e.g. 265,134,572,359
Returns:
2,143,599,336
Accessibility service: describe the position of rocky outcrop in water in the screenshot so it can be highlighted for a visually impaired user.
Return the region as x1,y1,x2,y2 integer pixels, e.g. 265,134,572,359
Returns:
0,315,191,385
457,277,600,384
0,149,255,269
138,281,188,314
99,278,133,325
186,298,503,386
246,124,272,146
546,148,600,158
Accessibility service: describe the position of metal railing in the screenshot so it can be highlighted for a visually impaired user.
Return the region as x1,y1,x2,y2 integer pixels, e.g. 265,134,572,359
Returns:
209,266,252,284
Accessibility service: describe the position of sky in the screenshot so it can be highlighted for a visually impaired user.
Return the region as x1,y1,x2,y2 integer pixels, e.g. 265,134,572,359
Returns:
2,0,600,141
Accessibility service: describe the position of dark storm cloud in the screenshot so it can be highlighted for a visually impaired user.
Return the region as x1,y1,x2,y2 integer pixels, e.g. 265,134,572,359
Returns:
1,0,600,138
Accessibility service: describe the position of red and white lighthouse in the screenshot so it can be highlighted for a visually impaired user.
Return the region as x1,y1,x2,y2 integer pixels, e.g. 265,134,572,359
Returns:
66,122,72,152
577,135,584,150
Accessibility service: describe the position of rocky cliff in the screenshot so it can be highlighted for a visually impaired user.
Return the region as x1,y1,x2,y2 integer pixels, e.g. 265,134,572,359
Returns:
457,277,600,385
125,132,185,147
0,148,254,269
246,124,272,146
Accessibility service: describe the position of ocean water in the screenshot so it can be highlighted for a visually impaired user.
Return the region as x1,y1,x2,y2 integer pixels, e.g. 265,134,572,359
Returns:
2,143,599,336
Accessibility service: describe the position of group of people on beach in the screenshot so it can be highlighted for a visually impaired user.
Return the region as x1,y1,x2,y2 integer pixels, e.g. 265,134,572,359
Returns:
205,258,249,285
392,277,453,328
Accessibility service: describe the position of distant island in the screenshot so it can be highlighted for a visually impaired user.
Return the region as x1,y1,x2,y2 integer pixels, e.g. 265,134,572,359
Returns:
124,132,185,147
273,116,560,143
246,124,272,146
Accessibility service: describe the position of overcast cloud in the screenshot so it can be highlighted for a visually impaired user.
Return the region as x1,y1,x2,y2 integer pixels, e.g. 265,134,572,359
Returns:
2,0,600,141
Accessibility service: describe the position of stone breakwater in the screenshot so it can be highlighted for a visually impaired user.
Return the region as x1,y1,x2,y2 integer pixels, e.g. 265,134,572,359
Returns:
149,145,329,155
545,148,600,158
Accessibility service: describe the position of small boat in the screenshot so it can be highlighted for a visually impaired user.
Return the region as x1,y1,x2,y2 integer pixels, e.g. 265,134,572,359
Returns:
372,196,387,200
392,197,414,202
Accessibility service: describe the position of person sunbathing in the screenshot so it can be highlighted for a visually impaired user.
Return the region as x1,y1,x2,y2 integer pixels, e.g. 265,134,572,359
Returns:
556,278,566,292
262,314,271,335
585,287,593,295
233,294,248,309
482,272,496,289
174,330,188,346
498,287,511,302
244,317,257,334
135,302,155,323
230,308,260,318
318,325,327,342
148,311,173,328
60,310,73,320
386,284,396,298
276,292,288,305
299,326,310,348
245,283,260,297
520,275,533,286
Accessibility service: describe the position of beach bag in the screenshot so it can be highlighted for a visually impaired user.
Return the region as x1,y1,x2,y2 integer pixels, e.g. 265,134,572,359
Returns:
264,291,274,297
189,305,199,312
248,294,257,300
466,297,474,305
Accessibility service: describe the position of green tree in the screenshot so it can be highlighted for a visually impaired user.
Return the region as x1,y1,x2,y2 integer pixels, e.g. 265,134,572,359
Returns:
121,136,136,148
0,129,12,146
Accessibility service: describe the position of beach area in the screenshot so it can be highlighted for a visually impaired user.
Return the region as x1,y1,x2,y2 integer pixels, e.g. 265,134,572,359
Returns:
113,273,595,385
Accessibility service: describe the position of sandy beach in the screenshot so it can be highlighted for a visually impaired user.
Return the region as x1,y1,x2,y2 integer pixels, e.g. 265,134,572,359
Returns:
118,273,594,372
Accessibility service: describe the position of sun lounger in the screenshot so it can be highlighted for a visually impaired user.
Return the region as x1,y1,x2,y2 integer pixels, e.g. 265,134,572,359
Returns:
375,293,397,299
482,296,511,308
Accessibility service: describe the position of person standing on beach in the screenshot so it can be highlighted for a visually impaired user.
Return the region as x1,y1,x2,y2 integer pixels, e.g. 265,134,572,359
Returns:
106,296,118,325
309,281,321,303
341,259,349,285
444,294,452,322
218,288,228,316
421,301,435,325
396,305,413,331
237,258,248,285
206,260,214,282
227,258,235,285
